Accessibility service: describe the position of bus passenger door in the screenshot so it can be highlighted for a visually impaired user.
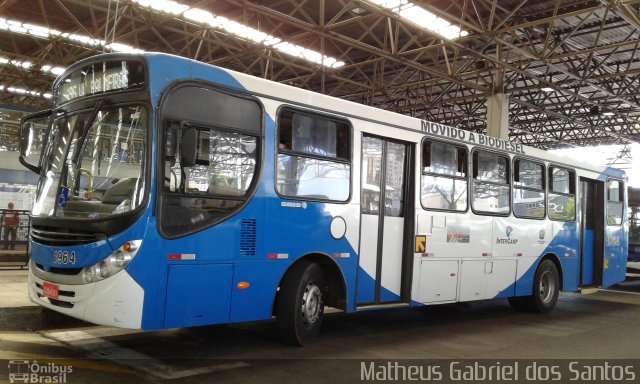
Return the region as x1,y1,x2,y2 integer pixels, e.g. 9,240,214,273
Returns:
579,178,604,287
357,135,413,305
603,179,626,286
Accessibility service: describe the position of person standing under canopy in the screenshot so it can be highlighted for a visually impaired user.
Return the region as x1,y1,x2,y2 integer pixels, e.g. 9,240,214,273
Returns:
1,202,19,250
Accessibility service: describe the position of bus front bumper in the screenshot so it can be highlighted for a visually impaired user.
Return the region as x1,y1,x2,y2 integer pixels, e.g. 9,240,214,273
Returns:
28,264,144,329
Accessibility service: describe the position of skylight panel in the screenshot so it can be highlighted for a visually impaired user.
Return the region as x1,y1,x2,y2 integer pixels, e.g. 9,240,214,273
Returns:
183,8,215,24
41,65,66,75
366,0,468,40
0,2,346,78
0,83,50,98
131,0,345,68
0,56,66,77
10,60,31,69
150,0,188,15
0,17,145,54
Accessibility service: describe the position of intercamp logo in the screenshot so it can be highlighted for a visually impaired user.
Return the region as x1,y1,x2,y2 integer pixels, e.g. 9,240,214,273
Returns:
7,360,72,383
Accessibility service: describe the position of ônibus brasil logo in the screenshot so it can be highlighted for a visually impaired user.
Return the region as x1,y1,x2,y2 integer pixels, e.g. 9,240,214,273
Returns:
7,360,72,383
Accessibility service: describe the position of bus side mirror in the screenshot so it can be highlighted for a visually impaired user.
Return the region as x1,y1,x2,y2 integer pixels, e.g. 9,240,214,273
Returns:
19,109,52,174
180,125,198,168
165,123,180,166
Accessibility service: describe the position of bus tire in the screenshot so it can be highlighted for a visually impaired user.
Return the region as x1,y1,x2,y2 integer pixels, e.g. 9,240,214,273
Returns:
530,259,560,313
276,261,325,346
531,259,560,313
509,260,560,313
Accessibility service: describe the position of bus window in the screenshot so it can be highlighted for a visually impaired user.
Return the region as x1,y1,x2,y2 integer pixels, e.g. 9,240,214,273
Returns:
548,166,576,221
607,180,624,226
472,150,510,215
421,140,467,211
276,109,350,202
159,86,262,237
513,159,545,219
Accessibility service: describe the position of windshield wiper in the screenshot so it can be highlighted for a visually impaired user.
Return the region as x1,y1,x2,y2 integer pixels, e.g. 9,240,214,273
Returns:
73,99,108,168
82,99,107,138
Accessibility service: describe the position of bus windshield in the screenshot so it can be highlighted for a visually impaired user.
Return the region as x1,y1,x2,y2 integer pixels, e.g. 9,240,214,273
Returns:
32,103,147,219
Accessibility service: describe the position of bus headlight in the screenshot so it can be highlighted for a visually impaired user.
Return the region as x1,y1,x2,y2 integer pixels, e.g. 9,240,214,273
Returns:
81,240,142,284
82,268,94,284
99,261,110,278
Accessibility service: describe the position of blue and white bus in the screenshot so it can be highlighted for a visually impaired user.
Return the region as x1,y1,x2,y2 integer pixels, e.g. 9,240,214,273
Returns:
628,188,640,270
19,53,628,345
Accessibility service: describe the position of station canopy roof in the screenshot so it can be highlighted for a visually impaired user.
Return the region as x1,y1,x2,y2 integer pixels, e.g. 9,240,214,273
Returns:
1,0,640,152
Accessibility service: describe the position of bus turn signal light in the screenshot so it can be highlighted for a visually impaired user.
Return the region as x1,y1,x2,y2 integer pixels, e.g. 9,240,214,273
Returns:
237,282,250,290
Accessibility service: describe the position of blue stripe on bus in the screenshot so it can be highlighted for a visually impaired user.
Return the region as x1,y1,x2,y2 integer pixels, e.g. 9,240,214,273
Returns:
582,230,595,285
356,266,401,304
511,221,580,297
126,57,362,329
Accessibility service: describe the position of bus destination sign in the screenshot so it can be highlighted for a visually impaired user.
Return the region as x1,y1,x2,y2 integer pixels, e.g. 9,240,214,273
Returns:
54,60,144,104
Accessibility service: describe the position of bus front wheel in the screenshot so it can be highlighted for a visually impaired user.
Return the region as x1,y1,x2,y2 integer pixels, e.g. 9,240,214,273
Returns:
509,259,559,313
276,261,325,346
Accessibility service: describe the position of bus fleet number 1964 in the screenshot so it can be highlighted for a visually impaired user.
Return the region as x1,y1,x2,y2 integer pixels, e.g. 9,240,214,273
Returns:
53,250,76,265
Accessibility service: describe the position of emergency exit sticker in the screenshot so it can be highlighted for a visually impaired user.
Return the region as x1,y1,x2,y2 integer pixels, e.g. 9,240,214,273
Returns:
415,235,426,253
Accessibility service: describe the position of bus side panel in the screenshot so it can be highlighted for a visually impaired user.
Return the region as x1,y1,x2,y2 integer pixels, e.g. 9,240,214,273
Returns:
513,221,580,296
230,261,290,323
599,169,628,287
164,264,233,328
108,213,164,330
259,199,359,311
603,224,626,287
491,217,551,299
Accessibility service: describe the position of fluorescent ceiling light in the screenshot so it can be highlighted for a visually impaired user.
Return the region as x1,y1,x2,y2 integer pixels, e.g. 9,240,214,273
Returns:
366,0,469,40
131,0,345,68
541,87,554,92
0,17,145,53
41,65,66,75
603,111,615,116
10,60,31,69
2,4,344,69
183,8,214,24
0,83,50,98
106,42,141,53
148,0,188,15
0,56,65,77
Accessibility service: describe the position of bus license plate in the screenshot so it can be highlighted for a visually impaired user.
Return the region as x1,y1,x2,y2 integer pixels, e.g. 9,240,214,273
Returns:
42,282,59,300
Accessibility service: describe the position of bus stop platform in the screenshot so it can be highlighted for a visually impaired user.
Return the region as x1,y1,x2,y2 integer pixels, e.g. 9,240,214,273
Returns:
0,269,32,308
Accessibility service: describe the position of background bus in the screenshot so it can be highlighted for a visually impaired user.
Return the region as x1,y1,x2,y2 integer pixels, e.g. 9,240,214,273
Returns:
19,53,628,345
628,187,640,272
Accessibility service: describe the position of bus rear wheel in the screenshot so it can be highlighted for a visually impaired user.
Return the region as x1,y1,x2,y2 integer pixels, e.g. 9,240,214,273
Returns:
276,261,325,346
509,259,559,313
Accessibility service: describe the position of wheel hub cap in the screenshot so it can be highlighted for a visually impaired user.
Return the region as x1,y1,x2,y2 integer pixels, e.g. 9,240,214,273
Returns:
539,270,555,303
301,283,322,326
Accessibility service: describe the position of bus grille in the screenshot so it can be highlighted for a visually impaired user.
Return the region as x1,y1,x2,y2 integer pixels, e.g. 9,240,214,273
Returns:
240,219,256,256
31,225,101,246
34,263,82,276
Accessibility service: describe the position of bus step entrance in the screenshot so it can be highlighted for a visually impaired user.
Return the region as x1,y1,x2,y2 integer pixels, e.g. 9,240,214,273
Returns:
580,287,598,295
